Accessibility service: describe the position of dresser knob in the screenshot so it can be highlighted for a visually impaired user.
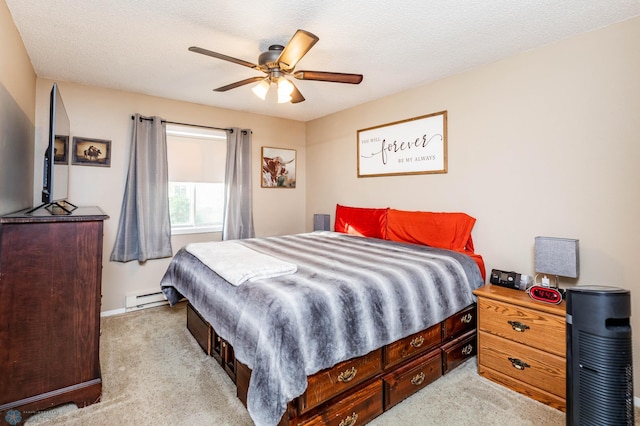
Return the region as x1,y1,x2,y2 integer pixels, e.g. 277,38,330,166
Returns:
410,335,424,348
337,366,357,383
411,371,426,386
339,412,358,426
461,344,474,356
507,320,530,332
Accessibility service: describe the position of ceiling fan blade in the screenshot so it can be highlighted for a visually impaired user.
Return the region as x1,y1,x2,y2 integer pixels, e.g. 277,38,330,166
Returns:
189,46,260,70
293,70,363,84
289,81,305,104
214,76,265,92
277,30,319,71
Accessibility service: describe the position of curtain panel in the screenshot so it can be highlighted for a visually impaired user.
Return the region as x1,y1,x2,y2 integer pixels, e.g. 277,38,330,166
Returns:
223,128,255,240
110,114,172,262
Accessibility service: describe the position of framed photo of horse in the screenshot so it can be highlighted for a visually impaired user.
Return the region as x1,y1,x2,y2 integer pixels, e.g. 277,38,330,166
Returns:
261,146,296,188
72,137,111,167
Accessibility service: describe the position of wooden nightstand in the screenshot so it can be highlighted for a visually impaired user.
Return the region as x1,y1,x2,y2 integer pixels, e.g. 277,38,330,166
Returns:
473,284,566,411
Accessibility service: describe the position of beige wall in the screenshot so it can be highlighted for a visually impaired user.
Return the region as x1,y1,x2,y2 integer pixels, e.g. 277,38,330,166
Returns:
307,16,640,390
0,0,36,214
34,79,306,312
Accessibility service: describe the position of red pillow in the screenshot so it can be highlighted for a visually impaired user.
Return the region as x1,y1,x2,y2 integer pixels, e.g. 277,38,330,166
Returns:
386,209,476,252
334,204,388,239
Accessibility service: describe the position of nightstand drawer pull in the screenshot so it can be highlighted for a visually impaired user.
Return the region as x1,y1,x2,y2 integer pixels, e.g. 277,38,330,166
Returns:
507,320,530,332
508,357,530,370
460,313,473,323
410,335,424,348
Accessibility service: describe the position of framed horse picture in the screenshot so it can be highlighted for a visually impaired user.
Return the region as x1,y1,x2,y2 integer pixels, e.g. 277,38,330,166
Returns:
72,137,111,167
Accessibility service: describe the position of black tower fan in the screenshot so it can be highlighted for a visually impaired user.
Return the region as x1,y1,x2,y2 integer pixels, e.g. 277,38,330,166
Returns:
566,286,633,425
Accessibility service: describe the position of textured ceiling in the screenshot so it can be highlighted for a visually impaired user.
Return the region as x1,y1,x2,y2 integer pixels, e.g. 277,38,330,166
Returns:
6,0,640,122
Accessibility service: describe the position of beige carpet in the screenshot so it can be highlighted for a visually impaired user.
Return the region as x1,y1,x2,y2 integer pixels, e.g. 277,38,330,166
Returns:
24,303,574,425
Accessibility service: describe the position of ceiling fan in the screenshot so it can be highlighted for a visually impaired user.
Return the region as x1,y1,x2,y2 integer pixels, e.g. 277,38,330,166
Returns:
189,29,363,104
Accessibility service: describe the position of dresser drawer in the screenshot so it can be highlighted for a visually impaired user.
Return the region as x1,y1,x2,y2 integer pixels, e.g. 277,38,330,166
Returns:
384,323,441,368
300,380,383,426
478,331,565,398
441,329,476,374
477,297,565,356
442,304,476,340
383,348,442,409
298,349,383,414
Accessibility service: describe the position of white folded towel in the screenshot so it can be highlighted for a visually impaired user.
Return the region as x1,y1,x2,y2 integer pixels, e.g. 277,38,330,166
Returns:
185,241,297,286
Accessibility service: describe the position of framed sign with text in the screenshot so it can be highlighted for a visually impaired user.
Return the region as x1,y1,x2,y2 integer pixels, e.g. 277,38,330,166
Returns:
357,111,447,177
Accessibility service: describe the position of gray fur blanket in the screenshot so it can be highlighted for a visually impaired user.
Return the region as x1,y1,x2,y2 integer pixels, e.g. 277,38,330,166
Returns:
160,232,484,426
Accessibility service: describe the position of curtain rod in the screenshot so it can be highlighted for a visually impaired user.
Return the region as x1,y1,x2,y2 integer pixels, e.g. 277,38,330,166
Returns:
131,115,233,133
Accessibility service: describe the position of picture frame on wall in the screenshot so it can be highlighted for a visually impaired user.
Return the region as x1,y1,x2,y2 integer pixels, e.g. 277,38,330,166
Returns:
72,137,111,167
53,135,68,164
357,110,447,177
261,146,296,188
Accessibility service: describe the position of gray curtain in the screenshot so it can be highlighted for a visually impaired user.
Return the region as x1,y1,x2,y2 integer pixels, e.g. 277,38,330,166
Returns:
110,114,172,262
222,128,255,240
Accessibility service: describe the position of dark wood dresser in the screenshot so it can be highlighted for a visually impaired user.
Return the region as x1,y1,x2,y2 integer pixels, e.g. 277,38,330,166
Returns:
0,206,108,422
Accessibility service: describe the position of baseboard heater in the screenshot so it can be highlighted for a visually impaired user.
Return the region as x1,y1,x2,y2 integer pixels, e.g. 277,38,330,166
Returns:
125,290,168,312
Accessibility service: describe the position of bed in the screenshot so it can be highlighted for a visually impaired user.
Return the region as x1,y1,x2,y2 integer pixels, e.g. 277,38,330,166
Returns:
160,206,485,426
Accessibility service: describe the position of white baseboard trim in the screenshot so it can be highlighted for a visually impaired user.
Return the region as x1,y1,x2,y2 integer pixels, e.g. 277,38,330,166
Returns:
100,308,126,317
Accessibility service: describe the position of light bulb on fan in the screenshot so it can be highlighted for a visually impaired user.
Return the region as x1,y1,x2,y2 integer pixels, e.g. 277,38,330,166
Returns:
251,79,270,100
277,77,294,103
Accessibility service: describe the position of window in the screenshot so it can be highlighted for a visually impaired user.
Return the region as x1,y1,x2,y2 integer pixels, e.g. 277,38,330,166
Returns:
166,124,227,234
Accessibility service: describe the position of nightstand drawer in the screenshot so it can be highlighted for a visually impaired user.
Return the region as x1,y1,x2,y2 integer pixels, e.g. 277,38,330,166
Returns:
478,331,565,398
477,297,565,357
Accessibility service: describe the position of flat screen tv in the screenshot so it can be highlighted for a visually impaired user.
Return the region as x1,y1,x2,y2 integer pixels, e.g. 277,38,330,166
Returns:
27,83,76,215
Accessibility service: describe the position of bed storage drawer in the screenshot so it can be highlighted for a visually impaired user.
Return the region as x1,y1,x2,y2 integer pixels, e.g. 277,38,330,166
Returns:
383,323,441,368
478,331,565,398
186,303,210,355
298,349,383,414
300,380,383,426
441,329,476,374
442,304,476,340
383,348,442,409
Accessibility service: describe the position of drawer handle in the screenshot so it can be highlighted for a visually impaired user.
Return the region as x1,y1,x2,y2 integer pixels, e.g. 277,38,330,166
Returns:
338,366,357,383
508,357,530,370
507,320,530,332
339,412,358,426
411,371,426,386
461,344,473,356
410,335,425,348
460,313,473,324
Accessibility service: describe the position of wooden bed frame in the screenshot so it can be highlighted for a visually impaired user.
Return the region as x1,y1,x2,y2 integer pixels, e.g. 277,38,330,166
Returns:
186,301,477,425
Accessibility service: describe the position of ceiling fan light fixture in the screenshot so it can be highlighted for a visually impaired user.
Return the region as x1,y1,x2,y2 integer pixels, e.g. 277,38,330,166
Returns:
190,29,363,105
251,79,270,100
276,77,294,103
